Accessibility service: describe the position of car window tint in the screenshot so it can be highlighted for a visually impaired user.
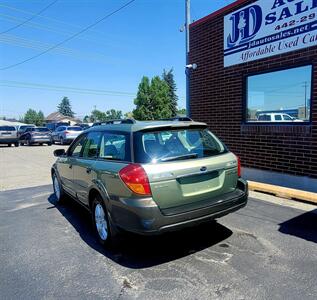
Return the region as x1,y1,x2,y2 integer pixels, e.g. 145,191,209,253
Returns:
283,114,292,120
69,135,86,157
134,128,226,163
0,126,15,131
99,132,129,161
275,115,282,121
67,126,82,131
82,132,102,159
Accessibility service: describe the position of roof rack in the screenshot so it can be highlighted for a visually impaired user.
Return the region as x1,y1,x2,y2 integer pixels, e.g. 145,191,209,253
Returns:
92,118,136,127
160,117,193,122
105,118,136,124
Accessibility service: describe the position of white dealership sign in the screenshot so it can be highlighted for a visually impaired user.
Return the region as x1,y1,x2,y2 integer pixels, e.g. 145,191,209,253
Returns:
224,0,317,67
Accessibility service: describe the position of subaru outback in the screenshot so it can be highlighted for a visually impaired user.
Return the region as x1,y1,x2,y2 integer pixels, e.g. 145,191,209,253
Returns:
51,119,248,246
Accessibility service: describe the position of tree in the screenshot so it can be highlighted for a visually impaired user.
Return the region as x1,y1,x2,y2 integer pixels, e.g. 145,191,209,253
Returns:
90,109,106,122
105,109,122,120
133,76,152,120
23,109,44,126
133,76,172,120
177,108,187,116
57,97,74,117
162,68,178,117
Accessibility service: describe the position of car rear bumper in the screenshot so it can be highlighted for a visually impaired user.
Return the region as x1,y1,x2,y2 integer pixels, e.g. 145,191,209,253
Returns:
30,137,51,143
110,178,248,235
0,138,18,144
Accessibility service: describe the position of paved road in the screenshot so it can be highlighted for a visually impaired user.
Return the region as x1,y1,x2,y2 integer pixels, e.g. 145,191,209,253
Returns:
0,186,316,299
0,144,68,191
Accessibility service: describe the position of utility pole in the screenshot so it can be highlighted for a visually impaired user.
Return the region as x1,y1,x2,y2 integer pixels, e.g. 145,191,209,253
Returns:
303,81,307,120
185,0,191,117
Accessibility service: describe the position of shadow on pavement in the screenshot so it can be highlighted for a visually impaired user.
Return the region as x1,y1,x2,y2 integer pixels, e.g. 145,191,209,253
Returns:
48,193,233,269
279,209,317,243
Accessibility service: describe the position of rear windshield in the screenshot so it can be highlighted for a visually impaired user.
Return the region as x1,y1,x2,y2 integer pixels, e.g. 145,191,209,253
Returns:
32,127,49,132
19,125,35,130
0,126,16,131
133,128,227,163
67,126,82,131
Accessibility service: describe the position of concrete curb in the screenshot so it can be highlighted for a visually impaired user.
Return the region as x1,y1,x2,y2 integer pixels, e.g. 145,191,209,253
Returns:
248,181,317,205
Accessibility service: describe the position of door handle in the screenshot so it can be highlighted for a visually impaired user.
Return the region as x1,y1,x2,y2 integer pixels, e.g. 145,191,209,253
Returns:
86,167,92,174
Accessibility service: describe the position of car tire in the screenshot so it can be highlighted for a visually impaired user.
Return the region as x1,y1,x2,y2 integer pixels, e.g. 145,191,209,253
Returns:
19,141,24,146
92,195,120,248
52,173,66,203
47,142,52,146
15,142,19,147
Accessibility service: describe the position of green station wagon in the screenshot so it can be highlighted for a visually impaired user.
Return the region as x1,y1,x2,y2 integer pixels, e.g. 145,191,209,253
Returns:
51,119,248,246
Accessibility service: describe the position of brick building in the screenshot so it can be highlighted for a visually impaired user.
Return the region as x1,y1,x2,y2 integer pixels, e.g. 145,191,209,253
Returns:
189,0,317,192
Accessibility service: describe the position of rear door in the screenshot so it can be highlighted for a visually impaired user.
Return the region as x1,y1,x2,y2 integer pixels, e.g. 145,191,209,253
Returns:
72,131,102,205
57,134,86,197
135,128,239,210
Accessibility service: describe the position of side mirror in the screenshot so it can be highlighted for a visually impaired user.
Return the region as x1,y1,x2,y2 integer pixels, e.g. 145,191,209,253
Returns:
54,149,66,157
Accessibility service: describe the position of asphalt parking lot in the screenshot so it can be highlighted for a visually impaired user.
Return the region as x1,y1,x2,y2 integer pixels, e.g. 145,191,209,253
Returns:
0,145,317,299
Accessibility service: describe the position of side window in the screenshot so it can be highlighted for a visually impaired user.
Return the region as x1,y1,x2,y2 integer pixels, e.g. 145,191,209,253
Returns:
283,114,292,121
82,132,102,159
275,115,282,121
99,132,129,161
69,135,86,157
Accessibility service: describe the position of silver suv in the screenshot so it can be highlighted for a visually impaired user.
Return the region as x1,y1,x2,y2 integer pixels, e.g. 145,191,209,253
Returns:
0,126,19,147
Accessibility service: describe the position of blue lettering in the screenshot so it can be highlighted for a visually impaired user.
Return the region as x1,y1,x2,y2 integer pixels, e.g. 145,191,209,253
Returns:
265,12,277,25
271,0,286,9
295,1,309,14
278,7,292,20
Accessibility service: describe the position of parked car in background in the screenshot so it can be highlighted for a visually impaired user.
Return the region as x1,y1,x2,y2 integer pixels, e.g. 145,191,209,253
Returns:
45,122,70,132
257,113,303,122
17,124,36,137
19,127,52,146
0,125,19,147
75,123,91,130
51,119,248,247
51,126,83,145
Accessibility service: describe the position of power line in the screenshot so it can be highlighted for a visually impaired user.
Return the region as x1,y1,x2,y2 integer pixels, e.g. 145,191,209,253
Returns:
0,0,136,71
0,0,58,34
0,80,135,96
0,34,122,64
0,13,122,49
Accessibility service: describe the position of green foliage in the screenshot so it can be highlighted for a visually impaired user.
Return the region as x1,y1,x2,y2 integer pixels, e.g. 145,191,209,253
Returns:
88,109,123,122
177,108,187,116
57,97,75,117
162,68,178,117
105,109,122,120
23,109,44,126
133,76,173,120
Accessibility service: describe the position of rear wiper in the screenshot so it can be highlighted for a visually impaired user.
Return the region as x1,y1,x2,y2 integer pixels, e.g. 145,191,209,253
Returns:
159,153,198,162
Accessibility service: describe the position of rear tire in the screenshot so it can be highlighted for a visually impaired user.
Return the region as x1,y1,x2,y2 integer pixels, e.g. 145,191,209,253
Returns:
52,173,66,203
92,195,120,248
47,142,52,146
15,142,19,147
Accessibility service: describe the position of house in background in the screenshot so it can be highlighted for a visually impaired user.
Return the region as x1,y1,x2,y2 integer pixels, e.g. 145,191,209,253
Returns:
45,112,81,126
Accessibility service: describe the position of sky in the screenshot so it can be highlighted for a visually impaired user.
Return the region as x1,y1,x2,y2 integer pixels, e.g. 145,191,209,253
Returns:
0,0,235,120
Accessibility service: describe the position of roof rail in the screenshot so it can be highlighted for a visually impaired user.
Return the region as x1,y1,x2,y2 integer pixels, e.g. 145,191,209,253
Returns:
161,117,193,122
92,119,136,127
105,118,136,124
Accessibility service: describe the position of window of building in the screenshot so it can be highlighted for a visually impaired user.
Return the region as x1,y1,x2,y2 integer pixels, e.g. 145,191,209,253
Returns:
246,65,312,123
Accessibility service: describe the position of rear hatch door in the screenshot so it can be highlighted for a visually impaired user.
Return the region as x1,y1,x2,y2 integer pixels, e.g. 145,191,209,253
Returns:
143,152,238,210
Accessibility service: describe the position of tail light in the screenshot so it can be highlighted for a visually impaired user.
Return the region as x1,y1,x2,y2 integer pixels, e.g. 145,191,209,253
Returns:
119,164,152,196
235,155,241,177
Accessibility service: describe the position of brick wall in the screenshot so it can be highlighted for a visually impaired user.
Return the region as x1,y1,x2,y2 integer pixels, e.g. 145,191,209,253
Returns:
189,0,317,178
